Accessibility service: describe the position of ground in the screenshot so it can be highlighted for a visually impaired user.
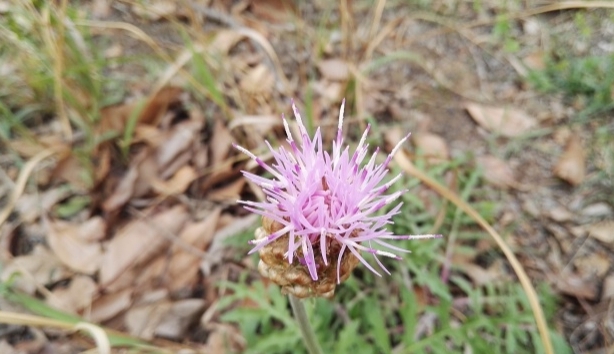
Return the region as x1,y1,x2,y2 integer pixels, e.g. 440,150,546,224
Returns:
0,0,613,353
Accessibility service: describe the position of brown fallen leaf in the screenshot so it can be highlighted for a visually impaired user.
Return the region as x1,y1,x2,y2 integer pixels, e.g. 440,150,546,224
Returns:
317,59,350,81
208,179,245,203
89,288,133,323
0,341,19,354
156,119,202,170
240,64,275,97
151,165,197,196
554,135,585,186
522,51,546,71
547,206,574,222
602,275,614,299
167,209,221,293
46,218,105,274
249,0,297,24
203,324,246,354
91,0,111,18
476,155,519,190
413,132,449,164
131,1,177,21
125,300,173,340
574,253,610,278
154,299,206,340
464,102,537,137
1,245,68,294
101,163,139,213
99,205,189,289
133,150,159,198
7,135,67,158
15,187,72,223
210,30,244,55
47,275,98,314
97,86,182,135
210,119,235,167
556,273,597,300
51,153,92,191
587,220,614,244
228,115,280,137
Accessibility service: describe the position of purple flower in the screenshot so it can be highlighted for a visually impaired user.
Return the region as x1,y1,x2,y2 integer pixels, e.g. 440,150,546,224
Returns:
235,100,440,283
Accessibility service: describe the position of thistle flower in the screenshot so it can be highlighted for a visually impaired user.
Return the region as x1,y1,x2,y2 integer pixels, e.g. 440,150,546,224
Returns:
235,100,440,298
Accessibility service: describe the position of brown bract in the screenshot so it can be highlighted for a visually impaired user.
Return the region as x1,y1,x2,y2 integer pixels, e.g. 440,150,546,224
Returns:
256,217,359,299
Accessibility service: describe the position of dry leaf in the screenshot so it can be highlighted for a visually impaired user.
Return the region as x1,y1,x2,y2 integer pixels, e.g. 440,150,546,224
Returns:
603,275,614,299
547,206,574,222
98,87,182,134
156,120,202,169
201,214,259,275
210,120,234,166
574,254,610,278
554,135,585,186
154,299,206,339
464,102,537,137
91,0,111,18
132,1,176,21
228,115,280,136
47,275,98,314
413,133,449,164
210,30,244,55
167,209,221,292
0,341,18,354
458,261,506,286
240,64,274,96
587,220,614,244
383,126,405,152
7,135,67,158
46,218,104,274
523,51,545,70
99,205,189,289
249,0,297,23
125,300,173,340
581,203,612,217
102,164,138,212
204,324,245,354
151,165,197,196
94,144,112,184
89,288,133,323
133,150,159,198
317,59,350,81
15,187,72,223
556,273,597,300
51,154,91,191
208,179,245,202
1,245,68,294
312,81,345,103
104,43,123,58
476,155,518,189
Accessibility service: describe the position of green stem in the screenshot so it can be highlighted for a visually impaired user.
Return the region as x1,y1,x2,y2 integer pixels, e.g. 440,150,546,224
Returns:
289,295,324,354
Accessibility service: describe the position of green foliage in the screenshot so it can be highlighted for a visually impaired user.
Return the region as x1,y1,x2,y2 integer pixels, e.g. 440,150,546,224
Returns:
493,15,520,53
528,54,614,118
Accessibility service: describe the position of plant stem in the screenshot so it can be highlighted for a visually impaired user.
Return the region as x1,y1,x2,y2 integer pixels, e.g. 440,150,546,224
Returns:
289,295,323,354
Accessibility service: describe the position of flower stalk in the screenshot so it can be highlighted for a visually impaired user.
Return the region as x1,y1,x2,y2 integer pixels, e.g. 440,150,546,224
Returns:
289,295,324,354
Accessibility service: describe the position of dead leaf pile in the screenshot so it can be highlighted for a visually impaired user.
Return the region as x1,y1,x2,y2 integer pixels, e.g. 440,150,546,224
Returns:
1,86,257,349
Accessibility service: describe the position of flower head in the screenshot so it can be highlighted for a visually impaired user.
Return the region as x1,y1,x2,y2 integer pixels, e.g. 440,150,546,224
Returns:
235,100,440,297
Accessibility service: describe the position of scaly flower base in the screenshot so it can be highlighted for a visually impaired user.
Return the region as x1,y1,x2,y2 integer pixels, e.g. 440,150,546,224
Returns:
256,217,359,299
